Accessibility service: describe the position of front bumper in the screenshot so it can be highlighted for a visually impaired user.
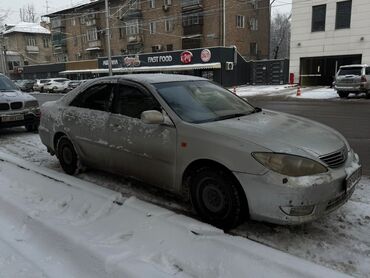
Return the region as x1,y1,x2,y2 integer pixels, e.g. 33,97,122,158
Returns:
234,151,361,225
0,111,40,129
335,84,368,92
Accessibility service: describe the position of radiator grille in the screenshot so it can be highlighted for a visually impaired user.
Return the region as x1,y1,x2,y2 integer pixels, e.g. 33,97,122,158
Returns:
319,147,347,168
0,103,10,111
10,102,23,110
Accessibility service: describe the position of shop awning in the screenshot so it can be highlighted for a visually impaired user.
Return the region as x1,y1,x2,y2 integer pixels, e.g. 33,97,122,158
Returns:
85,47,101,51
59,62,221,75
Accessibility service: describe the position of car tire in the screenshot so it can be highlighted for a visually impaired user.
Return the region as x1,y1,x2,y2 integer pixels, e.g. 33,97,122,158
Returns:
190,167,245,230
56,136,79,175
338,91,349,98
40,88,43,93
25,123,39,132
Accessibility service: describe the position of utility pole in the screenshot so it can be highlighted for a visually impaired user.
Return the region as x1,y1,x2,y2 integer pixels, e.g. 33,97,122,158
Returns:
105,0,113,76
222,0,226,47
0,34,8,76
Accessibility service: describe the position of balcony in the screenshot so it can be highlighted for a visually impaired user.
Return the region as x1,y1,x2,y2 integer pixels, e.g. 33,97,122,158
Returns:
88,40,102,48
181,0,202,11
53,45,67,55
119,9,143,20
26,45,39,53
127,35,143,44
183,24,203,36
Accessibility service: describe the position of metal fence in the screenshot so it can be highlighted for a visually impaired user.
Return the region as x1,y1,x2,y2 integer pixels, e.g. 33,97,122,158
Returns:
248,59,289,85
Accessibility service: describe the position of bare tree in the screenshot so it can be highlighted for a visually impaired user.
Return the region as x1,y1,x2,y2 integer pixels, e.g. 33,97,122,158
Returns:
270,12,291,59
19,4,38,23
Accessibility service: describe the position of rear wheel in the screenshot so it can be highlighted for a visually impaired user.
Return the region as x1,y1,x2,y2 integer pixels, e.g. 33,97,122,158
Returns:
190,167,246,230
56,136,79,175
338,91,349,98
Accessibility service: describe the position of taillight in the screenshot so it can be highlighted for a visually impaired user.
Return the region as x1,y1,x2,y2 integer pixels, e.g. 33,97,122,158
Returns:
361,75,367,82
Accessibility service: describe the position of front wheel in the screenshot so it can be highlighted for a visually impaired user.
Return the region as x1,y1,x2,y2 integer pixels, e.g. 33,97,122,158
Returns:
338,91,349,98
190,167,246,230
25,123,39,132
56,136,79,175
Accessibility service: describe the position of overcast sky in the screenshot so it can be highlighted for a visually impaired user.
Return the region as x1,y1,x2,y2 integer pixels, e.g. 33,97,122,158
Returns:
1,0,292,24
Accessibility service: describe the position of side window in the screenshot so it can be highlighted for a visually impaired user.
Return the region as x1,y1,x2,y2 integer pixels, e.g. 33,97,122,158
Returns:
70,83,114,112
366,67,370,75
113,85,160,119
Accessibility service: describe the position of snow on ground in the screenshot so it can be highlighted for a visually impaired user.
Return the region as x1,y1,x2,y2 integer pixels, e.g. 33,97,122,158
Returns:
0,152,350,278
235,85,367,100
0,130,369,277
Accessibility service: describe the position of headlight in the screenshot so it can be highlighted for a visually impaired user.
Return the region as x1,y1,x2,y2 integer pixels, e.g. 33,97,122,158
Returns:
24,100,39,109
252,152,328,177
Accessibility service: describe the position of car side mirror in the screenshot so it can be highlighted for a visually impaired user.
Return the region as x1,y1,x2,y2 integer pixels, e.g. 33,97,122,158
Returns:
141,110,165,124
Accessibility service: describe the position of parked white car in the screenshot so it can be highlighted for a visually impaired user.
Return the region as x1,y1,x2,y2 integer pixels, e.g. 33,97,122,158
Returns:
43,78,70,93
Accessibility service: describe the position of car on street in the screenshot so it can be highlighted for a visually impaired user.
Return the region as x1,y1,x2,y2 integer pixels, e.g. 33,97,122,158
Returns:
33,79,51,92
14,79,35,92
0,74,40,131
39,74,362,229
43,78,71,93
334,64,370,98
67,80,87,92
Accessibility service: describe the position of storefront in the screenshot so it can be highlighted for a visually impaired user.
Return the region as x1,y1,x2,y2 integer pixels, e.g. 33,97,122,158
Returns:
60,47,249,87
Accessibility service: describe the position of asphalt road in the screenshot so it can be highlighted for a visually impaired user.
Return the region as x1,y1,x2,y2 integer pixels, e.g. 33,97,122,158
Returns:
32,93,370,175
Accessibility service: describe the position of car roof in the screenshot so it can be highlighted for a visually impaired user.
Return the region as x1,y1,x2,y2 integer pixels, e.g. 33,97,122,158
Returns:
340,64,368,68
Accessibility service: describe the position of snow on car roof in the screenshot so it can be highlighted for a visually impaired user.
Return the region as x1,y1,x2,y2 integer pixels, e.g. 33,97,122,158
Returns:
3,22,50,35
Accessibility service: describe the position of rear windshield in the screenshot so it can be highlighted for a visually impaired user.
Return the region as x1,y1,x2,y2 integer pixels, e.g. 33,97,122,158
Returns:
338,67,363,76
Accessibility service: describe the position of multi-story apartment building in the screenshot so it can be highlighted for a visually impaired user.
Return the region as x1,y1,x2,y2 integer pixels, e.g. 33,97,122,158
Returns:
290,0,370,85
46,0,270,62
2,22,53,71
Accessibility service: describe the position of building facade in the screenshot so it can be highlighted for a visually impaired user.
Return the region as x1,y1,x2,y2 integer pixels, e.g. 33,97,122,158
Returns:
46,0,270,62
1,22,53,78
290,0,370,85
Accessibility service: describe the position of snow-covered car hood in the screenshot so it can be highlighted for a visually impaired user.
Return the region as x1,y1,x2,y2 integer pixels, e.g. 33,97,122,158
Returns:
0,90,35,102
200,109,346,157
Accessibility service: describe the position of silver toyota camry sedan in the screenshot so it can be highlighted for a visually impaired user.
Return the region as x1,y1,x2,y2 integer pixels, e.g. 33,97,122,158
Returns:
39,74,362,229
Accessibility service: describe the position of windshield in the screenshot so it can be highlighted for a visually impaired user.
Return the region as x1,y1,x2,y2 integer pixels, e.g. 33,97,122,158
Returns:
0,75,19,91
338,67,363,76
154,80,256,123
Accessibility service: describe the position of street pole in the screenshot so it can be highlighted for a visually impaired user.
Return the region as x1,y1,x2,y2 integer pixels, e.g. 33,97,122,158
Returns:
105,0,113,76
222,0,226,47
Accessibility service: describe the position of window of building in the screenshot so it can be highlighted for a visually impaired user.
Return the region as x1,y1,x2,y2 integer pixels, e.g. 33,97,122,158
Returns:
166,44,173,51
71,18,76,26
82,34,87,43
183,13,201,26
250,17,258,31
149,22,156,34
312,4,326,32
149,0,155,8
181,0,201,7
250,42,258,56
87,28,98,41
126,19,139,35
43,37,50,48
164,0,172,5
119,27,125,38
165,19,173,32
251,0,258,9
336,0,352,29
129,0,139,9
26,36,36,46
73,36,78,46
236,15,245,28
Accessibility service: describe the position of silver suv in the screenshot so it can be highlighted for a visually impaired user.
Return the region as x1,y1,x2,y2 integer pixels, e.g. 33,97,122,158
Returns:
334,64,370,98
0,74,40,131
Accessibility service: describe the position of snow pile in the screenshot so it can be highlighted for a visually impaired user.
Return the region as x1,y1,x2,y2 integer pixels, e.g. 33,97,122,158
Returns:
0,152,351,278
290,87,338,99
235,84,295,97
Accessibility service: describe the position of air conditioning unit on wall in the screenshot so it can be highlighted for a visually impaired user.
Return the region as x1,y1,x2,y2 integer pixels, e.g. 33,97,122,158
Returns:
226,62,234,71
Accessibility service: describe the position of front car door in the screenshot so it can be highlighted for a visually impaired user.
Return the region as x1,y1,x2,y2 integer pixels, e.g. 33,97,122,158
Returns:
63,81,115,168
107,82,177,190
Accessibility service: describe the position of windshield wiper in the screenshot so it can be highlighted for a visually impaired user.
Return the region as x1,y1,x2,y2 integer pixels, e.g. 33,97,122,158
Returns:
212,113,250,121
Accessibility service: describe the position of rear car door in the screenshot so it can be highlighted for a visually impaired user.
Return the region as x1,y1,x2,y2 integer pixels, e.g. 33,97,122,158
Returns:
107,82,177,190
63,82,115,168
